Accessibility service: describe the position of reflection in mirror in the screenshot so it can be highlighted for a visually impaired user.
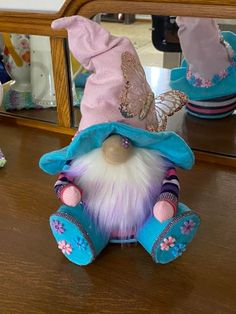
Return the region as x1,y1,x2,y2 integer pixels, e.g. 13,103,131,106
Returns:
70,47,85,127
72,14,236,158
0,34,57,123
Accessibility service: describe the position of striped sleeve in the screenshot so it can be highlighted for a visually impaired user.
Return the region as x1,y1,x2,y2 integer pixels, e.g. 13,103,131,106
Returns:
54,173,74,200
158,167,180,212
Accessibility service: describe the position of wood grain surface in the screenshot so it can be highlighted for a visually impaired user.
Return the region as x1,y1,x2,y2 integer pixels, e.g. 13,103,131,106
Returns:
0,121,235,313
79,1,236,19
0,115,76,136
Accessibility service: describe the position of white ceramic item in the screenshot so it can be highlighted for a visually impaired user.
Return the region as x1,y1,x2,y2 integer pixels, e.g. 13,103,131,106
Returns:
30,35,56,108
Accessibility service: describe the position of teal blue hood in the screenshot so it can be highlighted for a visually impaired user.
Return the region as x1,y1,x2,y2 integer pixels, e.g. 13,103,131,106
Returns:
39,122,194,175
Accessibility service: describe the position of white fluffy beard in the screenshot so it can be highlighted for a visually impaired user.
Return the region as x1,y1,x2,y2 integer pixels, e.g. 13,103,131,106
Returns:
68,147,168,238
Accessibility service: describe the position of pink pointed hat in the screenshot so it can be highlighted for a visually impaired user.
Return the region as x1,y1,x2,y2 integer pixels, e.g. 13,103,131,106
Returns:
52,16,187,132
170,17,236,102
52,16,150,132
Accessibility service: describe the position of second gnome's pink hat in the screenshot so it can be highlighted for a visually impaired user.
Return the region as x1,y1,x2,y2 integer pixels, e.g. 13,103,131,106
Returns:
178,17,233,82
170,17,236,101
52,16,187,132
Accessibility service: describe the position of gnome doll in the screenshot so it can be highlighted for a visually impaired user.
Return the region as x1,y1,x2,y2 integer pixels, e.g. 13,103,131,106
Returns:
40,16,200,266
170,17,236,119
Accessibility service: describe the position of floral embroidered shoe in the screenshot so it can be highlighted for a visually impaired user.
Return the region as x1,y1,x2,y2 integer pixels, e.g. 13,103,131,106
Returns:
49,204,109,266
137,203,200,264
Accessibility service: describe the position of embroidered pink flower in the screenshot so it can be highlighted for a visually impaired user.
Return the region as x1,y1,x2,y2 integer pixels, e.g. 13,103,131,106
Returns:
160,236,176,251
58,240,72,254
181,219,196,235
202,79,212,88
219,69,227,79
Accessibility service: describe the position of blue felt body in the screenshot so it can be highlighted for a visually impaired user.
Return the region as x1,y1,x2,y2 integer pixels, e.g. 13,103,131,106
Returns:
170,32,236,101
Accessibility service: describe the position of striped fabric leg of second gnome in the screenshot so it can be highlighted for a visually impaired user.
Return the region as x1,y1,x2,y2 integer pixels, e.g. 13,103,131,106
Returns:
186,94,236,119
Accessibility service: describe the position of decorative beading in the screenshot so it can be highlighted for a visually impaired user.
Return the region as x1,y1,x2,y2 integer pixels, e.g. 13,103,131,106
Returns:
186,55,236,88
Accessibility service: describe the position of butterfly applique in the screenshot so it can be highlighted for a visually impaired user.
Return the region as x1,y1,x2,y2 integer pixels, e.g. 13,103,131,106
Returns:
119,51,188,132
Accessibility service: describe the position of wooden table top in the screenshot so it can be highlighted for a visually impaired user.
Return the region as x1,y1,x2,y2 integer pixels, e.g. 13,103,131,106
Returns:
0,121,235,313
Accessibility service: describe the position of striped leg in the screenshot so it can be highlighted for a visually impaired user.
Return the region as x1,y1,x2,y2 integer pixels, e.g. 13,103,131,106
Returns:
153,167,180,222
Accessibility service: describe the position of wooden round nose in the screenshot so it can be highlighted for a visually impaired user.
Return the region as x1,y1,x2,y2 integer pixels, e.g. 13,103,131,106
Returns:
102,135,133,164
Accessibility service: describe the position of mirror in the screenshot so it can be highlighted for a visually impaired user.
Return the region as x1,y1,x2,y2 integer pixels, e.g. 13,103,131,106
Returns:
0,15,235,158
0,34,58,124
72,14,236,158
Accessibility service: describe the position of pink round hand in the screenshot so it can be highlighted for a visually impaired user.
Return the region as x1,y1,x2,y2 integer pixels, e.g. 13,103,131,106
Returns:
61,184,82,207
153,200,175,222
